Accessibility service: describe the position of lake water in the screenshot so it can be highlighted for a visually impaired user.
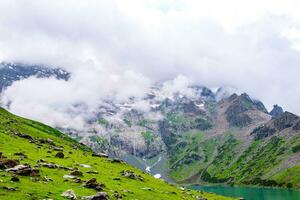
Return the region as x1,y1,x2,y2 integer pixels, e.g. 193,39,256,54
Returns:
190,185,300,200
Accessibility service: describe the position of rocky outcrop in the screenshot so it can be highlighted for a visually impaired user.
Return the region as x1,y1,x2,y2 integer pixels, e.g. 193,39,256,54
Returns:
251,111,300,139
6,164,40,176
273,112,299,131
84,178,105,191
270,105,284,119
253,100,268,113
120,170,144,181
81,192,109,200
0,159,19,169
224,93,269,127
158,120,177,148
55,152,65,158
251,125,277,139
61,189,77,200
225,93,253,127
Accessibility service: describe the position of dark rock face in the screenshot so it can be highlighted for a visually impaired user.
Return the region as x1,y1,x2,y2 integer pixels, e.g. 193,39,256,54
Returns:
251,125,277,139
273,112,299,131
200,87,215,100
224,93,269,127
252,112,300,139
171,152,202,169
253,100,268,113
158,120,177,148
293,120,300,131
0,62,70,93
270,105,284,119
181,101,199,114
225,94,254,127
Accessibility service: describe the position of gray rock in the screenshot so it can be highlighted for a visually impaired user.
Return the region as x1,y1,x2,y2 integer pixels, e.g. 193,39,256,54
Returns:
10,175,20,182
6,164,39,176
0,159,20,169
77,163,91,168
70,170,83,177
270,105,284,119
84,178,105,191
55,152,65,158
61,189,77,200
92,153,108,158
81,192,109,200
120,170,144,181
2,186,18,191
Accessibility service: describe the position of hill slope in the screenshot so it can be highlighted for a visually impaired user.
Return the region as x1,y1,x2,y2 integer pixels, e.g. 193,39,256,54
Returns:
0,107,234,200
167,94,300,189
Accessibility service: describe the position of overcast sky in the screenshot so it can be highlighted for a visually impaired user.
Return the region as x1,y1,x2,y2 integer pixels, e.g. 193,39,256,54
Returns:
1,0,300,128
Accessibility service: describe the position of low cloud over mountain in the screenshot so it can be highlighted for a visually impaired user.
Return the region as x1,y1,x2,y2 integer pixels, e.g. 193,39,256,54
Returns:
1,0,300,130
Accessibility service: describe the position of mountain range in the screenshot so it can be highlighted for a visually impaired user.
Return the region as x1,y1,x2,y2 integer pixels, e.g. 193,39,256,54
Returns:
1,62,300,190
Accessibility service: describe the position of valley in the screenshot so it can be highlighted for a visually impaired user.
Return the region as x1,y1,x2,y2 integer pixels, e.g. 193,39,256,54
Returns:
1,62,300,199
0,107,233,199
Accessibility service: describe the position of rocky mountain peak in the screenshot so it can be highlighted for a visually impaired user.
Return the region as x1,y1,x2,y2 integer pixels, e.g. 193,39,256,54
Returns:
272,111,299,131
223,93,269,127
227,93,239,102
0,62,70,92
252,111,300,139
240,93,252,101
270,104,284,119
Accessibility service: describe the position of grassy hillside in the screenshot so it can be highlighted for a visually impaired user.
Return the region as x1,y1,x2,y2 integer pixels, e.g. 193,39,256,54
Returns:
169,129,300,189
0,108,234,200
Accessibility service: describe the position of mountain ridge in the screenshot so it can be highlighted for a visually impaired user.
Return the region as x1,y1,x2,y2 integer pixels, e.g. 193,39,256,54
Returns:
1,62,300,189
0,107,233,200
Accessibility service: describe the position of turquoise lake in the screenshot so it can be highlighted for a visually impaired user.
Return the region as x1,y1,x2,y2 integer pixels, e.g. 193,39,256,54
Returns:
190,185,300,200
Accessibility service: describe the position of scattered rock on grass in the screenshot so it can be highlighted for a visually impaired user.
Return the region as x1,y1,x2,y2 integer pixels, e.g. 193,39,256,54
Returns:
2,186,18,191
141,187,152,191
84,178,105,191
52,146,64,151
0,159,20,169
55,152,65,158
81,192,109,200
61,189,77,200
6,164,40,176
108,158,122,163
37,159,47,163
14,132,33,141
120,170,143,181
77,164,91,168
63,175,76,179
91,153,108,158
40,163,58,168
70,170,83,177
42,176,53,182
14,152,28,159
10,175,20,182
39,138,55,145
113,191,123,199
86,171,98,174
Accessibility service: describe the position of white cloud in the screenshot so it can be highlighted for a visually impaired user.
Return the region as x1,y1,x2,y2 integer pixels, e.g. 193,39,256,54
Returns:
0,0,300,129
